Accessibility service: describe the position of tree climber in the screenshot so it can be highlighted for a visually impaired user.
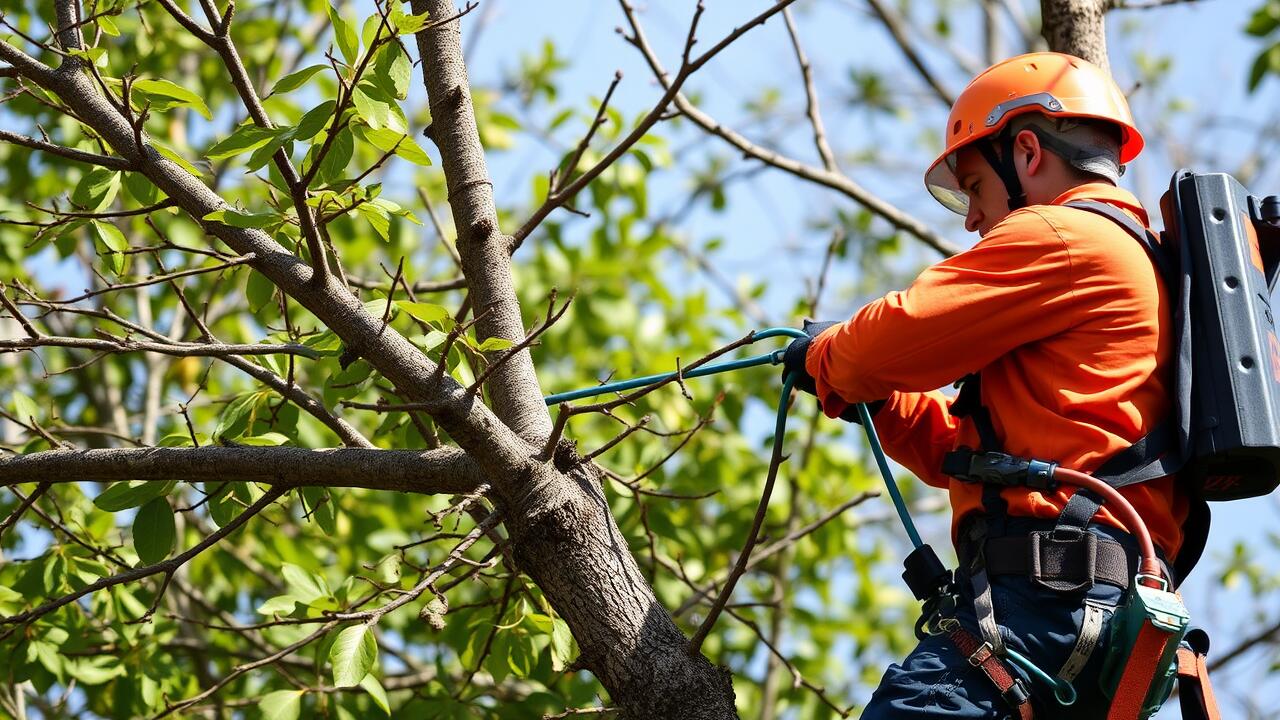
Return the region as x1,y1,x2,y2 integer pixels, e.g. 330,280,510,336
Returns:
786,52,1194,719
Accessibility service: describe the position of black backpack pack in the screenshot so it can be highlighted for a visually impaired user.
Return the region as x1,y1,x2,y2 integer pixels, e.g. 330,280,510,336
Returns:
1065,171,1280,576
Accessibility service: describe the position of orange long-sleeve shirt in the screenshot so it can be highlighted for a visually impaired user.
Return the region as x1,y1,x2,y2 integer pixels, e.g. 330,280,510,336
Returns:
807,183,1189,558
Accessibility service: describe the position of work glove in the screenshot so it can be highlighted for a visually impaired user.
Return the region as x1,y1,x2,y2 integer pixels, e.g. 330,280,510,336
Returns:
783,320,887,424
782,319,839,397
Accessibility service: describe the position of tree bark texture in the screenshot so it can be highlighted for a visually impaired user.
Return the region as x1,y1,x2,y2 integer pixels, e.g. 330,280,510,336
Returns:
410,3,740,716
1040,0,1110,70
412,0,552,445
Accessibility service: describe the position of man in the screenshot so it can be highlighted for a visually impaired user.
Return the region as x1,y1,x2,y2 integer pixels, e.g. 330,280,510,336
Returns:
786,52,1190,718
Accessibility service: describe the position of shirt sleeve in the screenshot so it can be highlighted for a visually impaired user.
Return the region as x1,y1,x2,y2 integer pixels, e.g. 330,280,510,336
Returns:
871,390,961,489
805,208,1085,412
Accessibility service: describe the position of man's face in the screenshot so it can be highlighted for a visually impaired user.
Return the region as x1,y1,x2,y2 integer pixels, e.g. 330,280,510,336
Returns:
952,146,1009,237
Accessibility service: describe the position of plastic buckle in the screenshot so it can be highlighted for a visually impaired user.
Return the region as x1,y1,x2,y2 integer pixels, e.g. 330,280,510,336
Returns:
1029,528,1098,593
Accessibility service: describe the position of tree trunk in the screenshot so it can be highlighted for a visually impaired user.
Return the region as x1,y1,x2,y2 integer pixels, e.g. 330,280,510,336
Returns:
1040,0,1110,70
411,2,740,717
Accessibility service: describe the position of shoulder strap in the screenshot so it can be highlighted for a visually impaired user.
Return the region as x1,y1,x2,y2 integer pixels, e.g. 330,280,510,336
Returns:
1063,200,1177,285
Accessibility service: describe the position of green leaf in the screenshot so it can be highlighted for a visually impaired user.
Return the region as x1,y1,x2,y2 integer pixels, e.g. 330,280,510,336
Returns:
258,690,304,720
152,140,203,177
98,14,120,36
72,168,121,211
317,126,355,184
476,337,514,352
359,674,390,716
64,657,125,685
391,7,431,35
203,208,282,229
550,617,574,672
90,220,128,275
238,432,290,446
257,595,298,616
352,85,391,131
269,65,327,96
371,44,411,100
132,78,213,120
213,391,262,440
246,270,276,313
357,202,390,241
300,486,337,534
0,586,23,615
12,390,39,424
396,301,450,324
360,127,431,166
69,47,108,67
330,624,378,687
294,101,337,142
282,563,330,605
206,125,288,160
122,172,162,205
328,4,360,65
133,498,176,565
94,480,175,512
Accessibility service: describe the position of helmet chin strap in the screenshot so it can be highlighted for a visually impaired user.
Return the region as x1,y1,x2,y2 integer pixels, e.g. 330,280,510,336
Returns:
976,128,1028,211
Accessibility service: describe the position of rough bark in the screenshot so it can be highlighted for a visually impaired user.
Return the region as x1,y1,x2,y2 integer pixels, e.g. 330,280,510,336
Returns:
1040,0,1110,70
412,0,552,445
0,446,485,494
411,3,738,717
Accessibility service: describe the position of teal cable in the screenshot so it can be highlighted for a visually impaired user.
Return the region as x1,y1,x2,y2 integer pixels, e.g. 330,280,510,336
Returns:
544,327,806,406
855,403,923,549
1006,647,1077,705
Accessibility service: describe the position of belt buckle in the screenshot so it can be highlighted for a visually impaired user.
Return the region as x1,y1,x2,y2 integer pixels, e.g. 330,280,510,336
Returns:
1028,527,1098,593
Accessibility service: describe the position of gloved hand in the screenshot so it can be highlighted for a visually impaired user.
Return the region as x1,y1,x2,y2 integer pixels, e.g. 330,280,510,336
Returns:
782,319,839,397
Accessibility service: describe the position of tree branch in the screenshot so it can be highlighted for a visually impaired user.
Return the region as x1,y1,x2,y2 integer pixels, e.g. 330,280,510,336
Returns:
781,8,838,172
0,335,321,359
0,128,133,170
0,446,485,495
619,1,961,258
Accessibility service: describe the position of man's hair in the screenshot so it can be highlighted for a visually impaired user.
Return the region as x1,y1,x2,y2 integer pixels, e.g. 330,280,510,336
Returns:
1008,114,1125,185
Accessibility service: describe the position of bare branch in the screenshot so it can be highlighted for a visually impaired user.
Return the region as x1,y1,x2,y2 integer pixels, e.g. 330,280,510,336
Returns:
348,275,467,294
0,281,40,338
673,491,880,618
687,388,792,654
55,253,256,304
220,354,374,449
512,0,801,248
781,8,838,172
620,1,961,258
0,128,133,170
0,446,485,495
0,334,321,359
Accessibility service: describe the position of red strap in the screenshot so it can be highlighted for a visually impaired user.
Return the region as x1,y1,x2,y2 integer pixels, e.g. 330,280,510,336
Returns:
1106,622,1170,720
948,627,1034,720
1176,645,1222,720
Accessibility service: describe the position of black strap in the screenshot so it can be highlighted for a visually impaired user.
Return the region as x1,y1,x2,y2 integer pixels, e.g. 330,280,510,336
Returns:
951,374,1002,453
977,128,1028,211
975,532,1138,591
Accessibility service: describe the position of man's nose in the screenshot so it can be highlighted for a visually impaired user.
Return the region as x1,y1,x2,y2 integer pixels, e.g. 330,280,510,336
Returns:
964,204,983,233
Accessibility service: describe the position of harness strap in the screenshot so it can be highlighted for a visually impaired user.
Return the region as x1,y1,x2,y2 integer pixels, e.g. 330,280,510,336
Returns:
1105,622,1177,720
1175,629,1221,720
1059,600,1107,684
947,626,1035,720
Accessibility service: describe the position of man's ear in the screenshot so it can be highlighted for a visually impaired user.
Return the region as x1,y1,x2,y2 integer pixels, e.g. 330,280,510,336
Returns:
1014,129,1043,176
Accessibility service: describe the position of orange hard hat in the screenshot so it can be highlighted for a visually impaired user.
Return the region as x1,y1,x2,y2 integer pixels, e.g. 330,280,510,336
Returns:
924,52,1144,214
